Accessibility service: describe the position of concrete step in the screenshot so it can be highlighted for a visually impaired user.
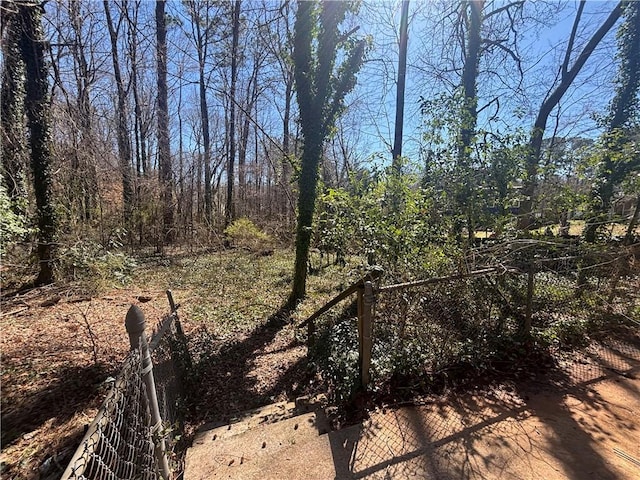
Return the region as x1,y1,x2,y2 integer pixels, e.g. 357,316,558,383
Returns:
191,394,328,444
185,410,336,479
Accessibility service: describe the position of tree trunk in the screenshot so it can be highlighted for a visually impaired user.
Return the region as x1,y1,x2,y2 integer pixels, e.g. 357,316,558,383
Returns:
189,2,214,223
104,0,134,220
458,0,484,242
238,54,262,218
391,0,410,175
125,1,148,177
1,4,27,215
519,1,622,230
387,0,410,214
281,75,294,223
156,0,174,244
19,1,58,285
290,134,323,303
289,1,366,305
69,0,97,222
225,0,242,227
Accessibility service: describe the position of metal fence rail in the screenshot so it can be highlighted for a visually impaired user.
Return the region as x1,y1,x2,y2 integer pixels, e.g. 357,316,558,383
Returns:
60,347,158,479
368,244,637,387
305,241,639,390
61,291,188,480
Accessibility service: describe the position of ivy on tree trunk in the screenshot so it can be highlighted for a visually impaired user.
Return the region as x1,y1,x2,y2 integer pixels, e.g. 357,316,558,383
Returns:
18,0,57,285
289,0,366,305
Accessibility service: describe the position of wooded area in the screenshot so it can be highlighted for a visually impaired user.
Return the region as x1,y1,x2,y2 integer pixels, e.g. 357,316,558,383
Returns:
1,0,638,296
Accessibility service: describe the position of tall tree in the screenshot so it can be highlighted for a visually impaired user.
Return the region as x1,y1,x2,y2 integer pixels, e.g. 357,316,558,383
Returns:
225,0,242,226
259,0,296,223
418,0,524,241
56,0,99,222
391,0,410,173
156,0,174,243
17,0,58,284
388,0,410,213
518,1,623,229
184,0,216,222
104,0,134,220
124,0,150,178
455,0,484,241
585,1,640,242
1,2,27,215
289,0,366,305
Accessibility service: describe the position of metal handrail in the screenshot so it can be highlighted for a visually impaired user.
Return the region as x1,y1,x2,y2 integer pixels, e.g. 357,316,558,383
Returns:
298,267,383,328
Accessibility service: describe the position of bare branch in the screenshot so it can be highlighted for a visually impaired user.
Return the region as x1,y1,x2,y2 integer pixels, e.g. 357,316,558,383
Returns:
483,1,524,20
481,39,523,78
562,0,585,79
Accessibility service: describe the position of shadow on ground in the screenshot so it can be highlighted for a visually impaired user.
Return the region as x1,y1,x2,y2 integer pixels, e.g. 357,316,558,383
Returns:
186,304,317,426
1,363,111,447
327,333,640,479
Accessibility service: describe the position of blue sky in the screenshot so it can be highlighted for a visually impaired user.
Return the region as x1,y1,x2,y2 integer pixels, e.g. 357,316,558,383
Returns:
345,1,622,168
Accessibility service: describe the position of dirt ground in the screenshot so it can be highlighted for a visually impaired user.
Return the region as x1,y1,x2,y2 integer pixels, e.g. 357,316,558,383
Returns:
0,280,313,480
1,278,639,480
0,283,176,480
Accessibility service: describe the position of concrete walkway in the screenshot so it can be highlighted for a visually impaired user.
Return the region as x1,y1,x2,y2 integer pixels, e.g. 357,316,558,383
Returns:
185,338,640,479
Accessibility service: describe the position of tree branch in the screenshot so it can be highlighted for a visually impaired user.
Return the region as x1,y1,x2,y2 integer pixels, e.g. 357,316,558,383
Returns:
483,1,524,20
562,0,585,79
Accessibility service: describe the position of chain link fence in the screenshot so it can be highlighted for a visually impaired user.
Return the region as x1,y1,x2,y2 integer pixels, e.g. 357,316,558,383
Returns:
61,293,189,480
310,240,639,399
369,240,638,386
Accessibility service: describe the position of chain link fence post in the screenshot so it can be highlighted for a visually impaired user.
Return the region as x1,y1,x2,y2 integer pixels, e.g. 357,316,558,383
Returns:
125,305,172,480
361,281,374,387
524,262,535,337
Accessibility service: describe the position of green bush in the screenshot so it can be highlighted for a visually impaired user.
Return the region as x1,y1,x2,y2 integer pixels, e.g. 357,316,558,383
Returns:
317,167,459,281
224,218,273,251
310,314,361,405
0,183,30,256
58,240,137,288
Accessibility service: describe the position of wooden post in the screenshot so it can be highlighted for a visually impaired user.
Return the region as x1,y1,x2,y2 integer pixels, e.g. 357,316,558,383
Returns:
359,281,374,387
307,316,316,348
125,305,172,480
166,289,185,337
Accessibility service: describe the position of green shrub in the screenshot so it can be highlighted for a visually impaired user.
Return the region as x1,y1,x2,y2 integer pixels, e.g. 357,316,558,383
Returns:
224,218,273,251
317,167,460,281
58,240,137,288
309,311,361,405
0,183,30,256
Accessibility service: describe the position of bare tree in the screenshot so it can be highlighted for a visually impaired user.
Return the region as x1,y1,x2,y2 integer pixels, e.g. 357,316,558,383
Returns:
156,0,174,244
225,0,242,226
391,0,410,174
183,0,218,223
104,0,134,220
518,1,623,229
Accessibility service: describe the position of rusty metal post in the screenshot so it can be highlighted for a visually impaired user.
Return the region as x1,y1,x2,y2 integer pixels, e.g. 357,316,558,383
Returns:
359,281,374,387
524,266,535,337
357,284,364,379
125,305,172,480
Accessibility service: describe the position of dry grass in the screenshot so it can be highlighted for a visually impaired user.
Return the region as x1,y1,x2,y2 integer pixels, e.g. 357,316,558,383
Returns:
0,247,357,479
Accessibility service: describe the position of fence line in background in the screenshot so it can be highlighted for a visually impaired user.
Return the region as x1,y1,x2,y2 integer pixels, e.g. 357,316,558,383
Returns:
303,242,639,388
61,291,188,480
